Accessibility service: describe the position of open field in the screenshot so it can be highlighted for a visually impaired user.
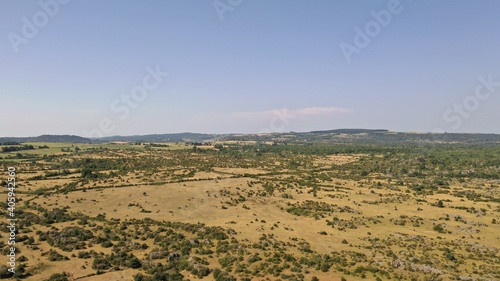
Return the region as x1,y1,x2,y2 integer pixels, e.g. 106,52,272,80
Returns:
0,142,193,161
0,140,499,281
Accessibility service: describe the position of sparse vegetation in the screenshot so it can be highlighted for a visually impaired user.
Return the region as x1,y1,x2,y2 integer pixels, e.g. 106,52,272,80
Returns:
1,136,499,280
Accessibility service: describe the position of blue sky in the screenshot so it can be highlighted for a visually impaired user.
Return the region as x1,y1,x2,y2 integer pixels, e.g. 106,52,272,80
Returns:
1,0,499,137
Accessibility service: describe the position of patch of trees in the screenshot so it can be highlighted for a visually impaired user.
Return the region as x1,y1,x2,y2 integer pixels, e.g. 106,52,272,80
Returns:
42,249,69,261
22,207,78,226
1,144,34,152
38,226,94,251
0,141,20,145
44,272,69,281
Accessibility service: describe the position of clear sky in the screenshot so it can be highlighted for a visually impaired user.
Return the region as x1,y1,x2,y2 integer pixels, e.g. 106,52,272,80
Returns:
1,0,499,137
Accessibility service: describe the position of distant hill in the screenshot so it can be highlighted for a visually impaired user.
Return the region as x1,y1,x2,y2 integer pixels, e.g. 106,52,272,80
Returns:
310,129,389,134
224,130,500,145
1,130,500,145
98,133,220,143
0,135,92,144
316,131,499,144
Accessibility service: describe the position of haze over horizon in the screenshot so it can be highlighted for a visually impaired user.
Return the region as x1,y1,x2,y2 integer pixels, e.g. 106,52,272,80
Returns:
1,1,499,137
4,128,500,140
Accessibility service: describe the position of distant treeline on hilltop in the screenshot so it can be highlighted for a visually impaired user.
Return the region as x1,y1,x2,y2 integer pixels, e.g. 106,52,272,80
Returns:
0,135,91,144
310,129,389,134
1,129,499,145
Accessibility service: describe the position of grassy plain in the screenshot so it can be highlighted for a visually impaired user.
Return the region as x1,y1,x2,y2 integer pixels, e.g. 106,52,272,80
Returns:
0,141,498,281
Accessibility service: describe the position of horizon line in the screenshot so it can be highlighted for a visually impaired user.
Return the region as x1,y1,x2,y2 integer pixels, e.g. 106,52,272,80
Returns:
2,129,500,139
